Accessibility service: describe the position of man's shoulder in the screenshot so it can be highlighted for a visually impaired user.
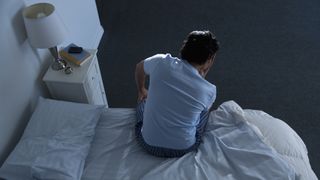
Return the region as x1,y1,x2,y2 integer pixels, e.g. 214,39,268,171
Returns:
208,82,216,91
145,53,180,68
199,81,216,95
146,53,174,60
204,82,217,105
193,75,216,90
195,79,216,100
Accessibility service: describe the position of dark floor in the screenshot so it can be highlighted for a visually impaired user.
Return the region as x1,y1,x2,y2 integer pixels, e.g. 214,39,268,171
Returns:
95,0,319,177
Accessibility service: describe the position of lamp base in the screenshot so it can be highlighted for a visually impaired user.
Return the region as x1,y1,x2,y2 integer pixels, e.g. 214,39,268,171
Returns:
51,58,67,70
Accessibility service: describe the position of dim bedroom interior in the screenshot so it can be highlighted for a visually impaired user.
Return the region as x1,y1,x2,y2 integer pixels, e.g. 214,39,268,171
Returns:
0,0,319,179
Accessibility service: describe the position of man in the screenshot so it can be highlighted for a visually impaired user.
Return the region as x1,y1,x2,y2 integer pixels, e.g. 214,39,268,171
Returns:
135,30,219,157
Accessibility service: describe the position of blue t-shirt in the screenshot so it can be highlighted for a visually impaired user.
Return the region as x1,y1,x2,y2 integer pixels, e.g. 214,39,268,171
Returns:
142,54,216,149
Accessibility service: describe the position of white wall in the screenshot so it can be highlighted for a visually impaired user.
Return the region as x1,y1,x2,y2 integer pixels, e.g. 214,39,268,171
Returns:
0,0,103,165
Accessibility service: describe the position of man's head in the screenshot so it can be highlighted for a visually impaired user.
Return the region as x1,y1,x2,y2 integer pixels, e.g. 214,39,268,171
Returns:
180,30,219,65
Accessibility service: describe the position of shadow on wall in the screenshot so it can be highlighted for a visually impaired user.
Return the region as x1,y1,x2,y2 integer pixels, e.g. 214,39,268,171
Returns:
11,5,27,45
0,0,51,165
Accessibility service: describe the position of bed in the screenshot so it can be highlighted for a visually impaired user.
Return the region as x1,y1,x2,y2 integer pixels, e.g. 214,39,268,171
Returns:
0,97,317,180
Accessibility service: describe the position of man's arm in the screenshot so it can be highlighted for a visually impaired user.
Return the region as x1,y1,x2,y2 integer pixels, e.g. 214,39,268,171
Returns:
135,60,148,102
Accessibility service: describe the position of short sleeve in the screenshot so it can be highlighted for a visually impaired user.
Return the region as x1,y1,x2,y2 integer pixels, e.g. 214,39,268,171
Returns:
143,54,166,75
206,85,217,110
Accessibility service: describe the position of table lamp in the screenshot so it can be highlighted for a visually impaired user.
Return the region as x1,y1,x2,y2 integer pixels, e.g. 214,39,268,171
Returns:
23,3,68,70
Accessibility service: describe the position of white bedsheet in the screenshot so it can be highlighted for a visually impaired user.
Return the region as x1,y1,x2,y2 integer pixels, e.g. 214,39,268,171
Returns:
81,101,316,180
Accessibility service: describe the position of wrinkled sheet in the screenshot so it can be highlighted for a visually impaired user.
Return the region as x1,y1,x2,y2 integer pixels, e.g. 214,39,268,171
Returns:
81,101,296,180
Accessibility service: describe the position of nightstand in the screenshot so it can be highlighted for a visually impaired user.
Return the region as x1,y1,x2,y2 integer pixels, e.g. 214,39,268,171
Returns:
43,49,108,107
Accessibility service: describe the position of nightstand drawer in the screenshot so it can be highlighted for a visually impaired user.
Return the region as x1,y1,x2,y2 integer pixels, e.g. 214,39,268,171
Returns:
46,82,88,103
90,89,105,105
85,58,100,91
84,76,107,105
85,75,99,93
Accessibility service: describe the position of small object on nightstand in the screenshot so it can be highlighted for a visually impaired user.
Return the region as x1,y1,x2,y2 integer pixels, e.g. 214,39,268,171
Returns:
64,66,73,74
68,46,83,53
51,59,67,70
59,44,91,66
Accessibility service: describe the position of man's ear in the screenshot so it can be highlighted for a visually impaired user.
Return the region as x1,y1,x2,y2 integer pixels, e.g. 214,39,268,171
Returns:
210,53,216,61
205,57,213,66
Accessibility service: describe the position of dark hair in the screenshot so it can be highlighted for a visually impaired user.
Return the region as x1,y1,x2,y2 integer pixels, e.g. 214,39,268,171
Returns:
180,30,219,65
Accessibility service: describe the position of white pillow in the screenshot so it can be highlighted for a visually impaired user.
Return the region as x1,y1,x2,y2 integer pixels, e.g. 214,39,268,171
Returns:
0,97,105,180
243,110,307,158
208,101,317,179
243,109,317,180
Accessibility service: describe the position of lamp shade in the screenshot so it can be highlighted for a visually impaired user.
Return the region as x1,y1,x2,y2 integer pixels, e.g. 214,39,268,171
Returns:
23,3,67,48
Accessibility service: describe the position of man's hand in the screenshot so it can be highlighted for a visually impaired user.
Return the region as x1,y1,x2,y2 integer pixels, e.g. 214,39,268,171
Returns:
137,88,148,102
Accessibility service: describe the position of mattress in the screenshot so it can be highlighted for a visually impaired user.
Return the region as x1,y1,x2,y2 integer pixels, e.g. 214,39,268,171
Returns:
81,101,317,180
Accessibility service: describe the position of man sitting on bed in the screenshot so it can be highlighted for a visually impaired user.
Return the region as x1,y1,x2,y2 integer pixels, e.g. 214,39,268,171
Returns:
135,30,219,157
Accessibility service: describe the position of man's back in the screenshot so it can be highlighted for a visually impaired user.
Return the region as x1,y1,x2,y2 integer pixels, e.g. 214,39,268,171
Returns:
142,53,216,149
